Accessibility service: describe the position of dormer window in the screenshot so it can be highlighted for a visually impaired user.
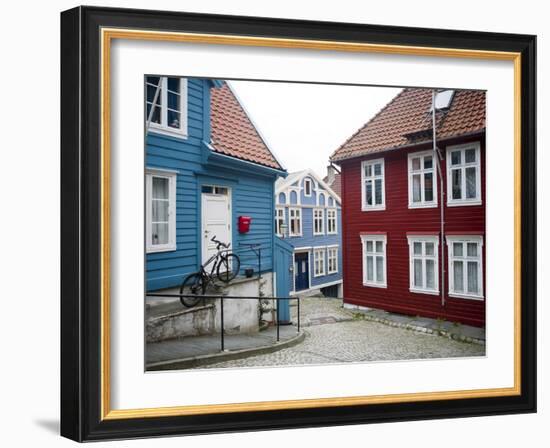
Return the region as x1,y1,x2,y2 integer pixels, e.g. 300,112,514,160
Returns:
146,76,188,138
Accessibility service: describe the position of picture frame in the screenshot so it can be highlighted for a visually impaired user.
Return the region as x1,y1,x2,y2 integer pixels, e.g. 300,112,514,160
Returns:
60,5,536,442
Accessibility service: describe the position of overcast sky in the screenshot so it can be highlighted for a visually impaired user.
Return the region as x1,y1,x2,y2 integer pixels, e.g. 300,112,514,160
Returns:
229,80,401,179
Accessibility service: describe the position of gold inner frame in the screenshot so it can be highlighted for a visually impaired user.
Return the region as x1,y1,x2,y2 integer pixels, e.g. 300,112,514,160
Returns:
100,28,522,420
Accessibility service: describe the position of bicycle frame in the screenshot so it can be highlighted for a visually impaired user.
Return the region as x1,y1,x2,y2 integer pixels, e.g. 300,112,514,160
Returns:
199,246,232,283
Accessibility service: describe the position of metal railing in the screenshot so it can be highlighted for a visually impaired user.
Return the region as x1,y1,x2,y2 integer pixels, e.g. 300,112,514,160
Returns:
146,293,301,352
237,243,263,279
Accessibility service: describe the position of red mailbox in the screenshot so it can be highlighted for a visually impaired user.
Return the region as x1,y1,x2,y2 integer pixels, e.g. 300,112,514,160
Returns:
238,216,252,233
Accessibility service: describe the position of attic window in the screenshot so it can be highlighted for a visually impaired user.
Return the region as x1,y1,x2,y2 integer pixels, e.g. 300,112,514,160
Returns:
434,89,455,110
304,178,312,196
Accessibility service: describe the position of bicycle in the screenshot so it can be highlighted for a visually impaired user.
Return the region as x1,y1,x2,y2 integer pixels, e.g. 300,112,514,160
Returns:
179,236,241,307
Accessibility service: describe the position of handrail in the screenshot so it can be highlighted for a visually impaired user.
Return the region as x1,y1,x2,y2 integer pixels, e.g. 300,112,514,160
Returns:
146,292,301,351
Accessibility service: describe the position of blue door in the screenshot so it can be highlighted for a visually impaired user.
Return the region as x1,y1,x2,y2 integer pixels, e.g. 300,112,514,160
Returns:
294,252,309,291
274,237,293,324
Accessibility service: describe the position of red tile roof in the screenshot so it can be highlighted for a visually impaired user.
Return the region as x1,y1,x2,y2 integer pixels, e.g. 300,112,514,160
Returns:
331,88,486,162
210,82,283,170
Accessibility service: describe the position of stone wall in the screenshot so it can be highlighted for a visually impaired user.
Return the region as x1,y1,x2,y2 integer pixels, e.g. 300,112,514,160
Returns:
146,273,274,342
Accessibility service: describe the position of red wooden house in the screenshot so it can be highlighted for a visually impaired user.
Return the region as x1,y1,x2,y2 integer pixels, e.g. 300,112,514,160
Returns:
331,88,486,327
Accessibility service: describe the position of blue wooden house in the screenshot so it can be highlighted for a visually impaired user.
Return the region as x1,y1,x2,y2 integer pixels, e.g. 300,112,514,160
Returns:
145,77,290,304
275,170,343,297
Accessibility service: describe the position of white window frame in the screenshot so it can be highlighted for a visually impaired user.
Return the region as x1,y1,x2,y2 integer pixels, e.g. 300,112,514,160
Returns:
289,207,302,237
446,235,484,300
313,248,326,277
360,234,387,288
146,76,188,138
407,235,439,295
408,150,438,208
275,207,285,237
327,208,338,234
446,142,482,206
146,169,177,253
327,245,339,275
313,208,325,235
303,178,312,196
361,158,386,211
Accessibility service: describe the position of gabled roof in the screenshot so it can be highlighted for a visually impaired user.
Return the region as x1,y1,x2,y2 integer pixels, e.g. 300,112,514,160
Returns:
330,88,486,162
275,169,341,205
210,82,284,171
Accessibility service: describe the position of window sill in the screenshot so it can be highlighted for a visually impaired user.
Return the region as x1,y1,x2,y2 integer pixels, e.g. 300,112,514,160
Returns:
408,202,438,209
313,273,326,278
446,199,482,207
362,282,387,289
327,270,338,275
313,232,325,236
148,127,188,140
361,206,386,212
409,288,440,296
289,234,303,238
147,245,177,254
449,292,485,301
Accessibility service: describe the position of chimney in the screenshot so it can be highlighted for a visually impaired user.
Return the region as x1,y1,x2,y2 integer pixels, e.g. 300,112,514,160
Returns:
326,165,336,185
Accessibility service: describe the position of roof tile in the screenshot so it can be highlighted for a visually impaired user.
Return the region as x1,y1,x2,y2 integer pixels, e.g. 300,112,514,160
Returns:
331,88,485,161
210,83,283,170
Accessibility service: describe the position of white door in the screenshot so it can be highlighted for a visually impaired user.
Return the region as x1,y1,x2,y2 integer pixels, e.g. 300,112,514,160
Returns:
201,187,231,265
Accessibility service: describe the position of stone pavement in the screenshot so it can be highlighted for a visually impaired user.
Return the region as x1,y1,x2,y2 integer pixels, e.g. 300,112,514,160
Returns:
146,325,303,370
292,296,485,343
201,319,485,369
146,295,485,371
344,304,486,344
200,297,485,369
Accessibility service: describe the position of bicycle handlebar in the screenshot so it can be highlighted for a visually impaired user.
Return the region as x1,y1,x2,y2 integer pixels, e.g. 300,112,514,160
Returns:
211,235,230,249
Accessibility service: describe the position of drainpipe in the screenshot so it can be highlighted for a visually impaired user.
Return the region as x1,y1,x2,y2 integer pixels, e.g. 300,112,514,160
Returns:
432,91,446,307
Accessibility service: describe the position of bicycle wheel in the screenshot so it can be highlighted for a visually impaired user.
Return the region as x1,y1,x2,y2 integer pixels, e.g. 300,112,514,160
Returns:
179,272,204,307
217,253,240,283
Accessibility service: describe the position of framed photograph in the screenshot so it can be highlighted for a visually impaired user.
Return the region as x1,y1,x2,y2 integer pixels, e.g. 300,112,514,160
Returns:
60,6,536,441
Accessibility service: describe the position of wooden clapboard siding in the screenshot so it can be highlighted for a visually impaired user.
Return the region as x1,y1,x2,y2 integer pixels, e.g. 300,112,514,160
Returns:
277,172,343,292
146,78,282,291
340,135,486,327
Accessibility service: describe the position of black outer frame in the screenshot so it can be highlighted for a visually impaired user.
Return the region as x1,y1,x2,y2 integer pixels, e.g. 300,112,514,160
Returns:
60,6,537,442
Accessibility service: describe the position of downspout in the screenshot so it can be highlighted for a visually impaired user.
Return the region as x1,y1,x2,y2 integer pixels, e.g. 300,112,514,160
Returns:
432,91,446,307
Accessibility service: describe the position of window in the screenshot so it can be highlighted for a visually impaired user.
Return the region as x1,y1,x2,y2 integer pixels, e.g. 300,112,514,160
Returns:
304,178,312,196
314,248,326,277
361,159,385,210
446,142,481,205
407,236,439,294
313,208,324,235
327,209,337,234
361,235,387,287
408,151,437,208
327,246,339,274
447,236,484,299
275,207,285,237
289,208,302,236
145,76,188,137
146,169,177,253
201,185,228,195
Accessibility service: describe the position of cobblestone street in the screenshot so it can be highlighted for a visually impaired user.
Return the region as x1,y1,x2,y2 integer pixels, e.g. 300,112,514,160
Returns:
199,297,485,369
